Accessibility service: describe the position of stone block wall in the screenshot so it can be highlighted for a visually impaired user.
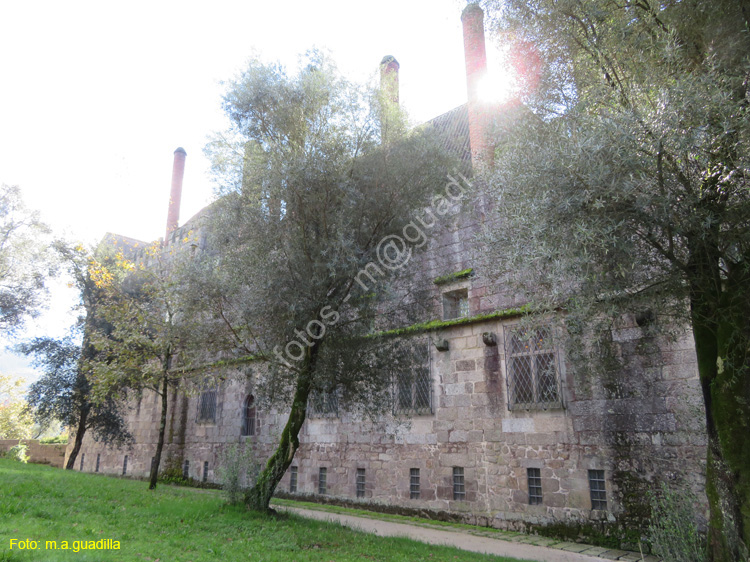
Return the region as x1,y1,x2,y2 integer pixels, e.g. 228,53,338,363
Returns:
1,439,67,468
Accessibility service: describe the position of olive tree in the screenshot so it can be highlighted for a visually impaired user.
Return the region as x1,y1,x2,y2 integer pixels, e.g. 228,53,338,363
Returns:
200,52,456,511
477,0,750,559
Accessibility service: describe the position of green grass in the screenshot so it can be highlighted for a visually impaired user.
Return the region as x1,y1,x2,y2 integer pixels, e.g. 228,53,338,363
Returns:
0,460,525,562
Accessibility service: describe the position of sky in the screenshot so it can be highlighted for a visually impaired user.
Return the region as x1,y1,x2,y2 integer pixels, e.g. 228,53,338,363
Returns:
0,0,501,382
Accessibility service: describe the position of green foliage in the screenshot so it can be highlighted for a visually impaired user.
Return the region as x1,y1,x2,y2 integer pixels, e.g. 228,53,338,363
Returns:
4,443,28,463
215,444,260,504
433,268,474,285
648,481,707,562
375,305,530,338
39,434,68,444
0,374,34,440
0,184,54,335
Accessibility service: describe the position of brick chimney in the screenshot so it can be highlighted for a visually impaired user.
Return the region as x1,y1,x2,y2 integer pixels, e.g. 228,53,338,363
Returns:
379,55,400,143
165,147,186,245
462,3,492,167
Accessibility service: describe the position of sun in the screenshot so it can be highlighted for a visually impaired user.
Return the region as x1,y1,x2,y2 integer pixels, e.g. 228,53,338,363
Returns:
477,70,517,103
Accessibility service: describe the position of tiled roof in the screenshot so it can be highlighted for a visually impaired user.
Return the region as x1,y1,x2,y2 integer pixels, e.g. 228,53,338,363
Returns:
425,103,471,164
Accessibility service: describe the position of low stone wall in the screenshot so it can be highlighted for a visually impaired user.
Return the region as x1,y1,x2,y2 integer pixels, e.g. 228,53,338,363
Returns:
0,439,67,468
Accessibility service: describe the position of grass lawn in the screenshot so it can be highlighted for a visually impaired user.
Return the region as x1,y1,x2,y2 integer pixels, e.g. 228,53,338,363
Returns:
0,460,525,562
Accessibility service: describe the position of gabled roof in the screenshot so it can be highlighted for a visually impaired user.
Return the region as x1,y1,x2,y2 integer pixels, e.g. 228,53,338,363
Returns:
426,103,471,164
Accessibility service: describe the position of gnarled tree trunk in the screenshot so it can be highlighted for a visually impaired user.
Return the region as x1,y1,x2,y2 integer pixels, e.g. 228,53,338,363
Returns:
65,405,89,470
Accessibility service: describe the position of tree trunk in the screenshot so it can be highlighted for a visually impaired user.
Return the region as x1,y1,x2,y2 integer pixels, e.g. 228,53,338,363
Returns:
690,287,750,561
244,350,316,511
149,374,170,490
65,406,89,470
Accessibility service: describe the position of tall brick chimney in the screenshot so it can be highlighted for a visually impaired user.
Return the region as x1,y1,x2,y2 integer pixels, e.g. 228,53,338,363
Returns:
165,147,186,245
462,3,492,167
379,55,400,143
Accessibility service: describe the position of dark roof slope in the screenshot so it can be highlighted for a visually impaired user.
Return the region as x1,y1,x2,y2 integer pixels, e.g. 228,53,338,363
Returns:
425,103,471,163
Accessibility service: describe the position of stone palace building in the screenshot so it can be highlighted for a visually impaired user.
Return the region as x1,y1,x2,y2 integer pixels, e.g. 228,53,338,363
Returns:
66,3,706,545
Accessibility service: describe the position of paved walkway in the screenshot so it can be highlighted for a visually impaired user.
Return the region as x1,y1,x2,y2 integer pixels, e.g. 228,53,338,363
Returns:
273,504,660,562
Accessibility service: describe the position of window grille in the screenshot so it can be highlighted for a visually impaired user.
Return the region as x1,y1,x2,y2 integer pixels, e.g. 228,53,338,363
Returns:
394,342,432,416
442,289,469,320
504,324,562,410
203,461,209,483
289,466,298,493
95,453,100,473
528,468,542,505
410,468,420,499
183,459,190,478
453,467,465,500
308,389,339,417
318,467,327,495
122,455,128,475
242,394,256,436
79,453,85,471
197,387,217,423
588,470,607,510
356,468,366,498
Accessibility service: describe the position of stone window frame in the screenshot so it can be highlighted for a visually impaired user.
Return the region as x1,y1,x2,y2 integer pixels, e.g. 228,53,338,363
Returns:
95,453,100,473
79,453,85,471
122,455,128,475
588,469,607,510
203,461,209,483
196,384,218,424
410,468,420,499
356,468,366,498
241,394,257,436
393,340,433,416
503,323,563,411
289,466,298,493
442,288,469,320
182,459,190,478
452,467,465,500
527,467,543,505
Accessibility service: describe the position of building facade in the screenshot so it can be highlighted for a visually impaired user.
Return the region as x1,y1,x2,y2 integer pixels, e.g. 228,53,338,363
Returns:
66,3,706,545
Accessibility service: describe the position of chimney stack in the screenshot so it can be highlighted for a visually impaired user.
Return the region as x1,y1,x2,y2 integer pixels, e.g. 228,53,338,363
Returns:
379,55,400,143
165,147,186,245
461,3,492,167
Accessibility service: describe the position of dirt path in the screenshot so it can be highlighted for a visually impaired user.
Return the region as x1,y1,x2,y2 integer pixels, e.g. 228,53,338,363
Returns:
276,505,641,562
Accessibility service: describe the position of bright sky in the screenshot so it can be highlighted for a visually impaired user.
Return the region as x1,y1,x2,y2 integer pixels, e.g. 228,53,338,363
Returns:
0,0,503,382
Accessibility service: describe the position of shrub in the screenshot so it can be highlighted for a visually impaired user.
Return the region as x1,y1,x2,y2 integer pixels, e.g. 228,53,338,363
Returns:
40,434,68,444
215,444,259,504
5,443,29,463
648,481,706,562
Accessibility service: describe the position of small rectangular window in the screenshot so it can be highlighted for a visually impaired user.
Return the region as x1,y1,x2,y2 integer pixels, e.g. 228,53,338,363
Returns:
356,468,366,498
319,467,327,495
95,453,100,473
453,467,465,500
183,459,190,479
203,461,209,483
443,289,469,320
588,470,607,510
79,453,85,471
289,466,298,493
122,455,128,475
410,468,420,499
528,468,542,505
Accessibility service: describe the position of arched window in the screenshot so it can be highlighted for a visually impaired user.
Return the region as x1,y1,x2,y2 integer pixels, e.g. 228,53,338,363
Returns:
242,394,256,436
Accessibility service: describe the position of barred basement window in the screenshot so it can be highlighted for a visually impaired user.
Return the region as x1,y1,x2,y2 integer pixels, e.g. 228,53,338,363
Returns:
504,324,562,410
242,394,256,436
319,467,327,495
203,461,209,483
122,455,128,475
197,386,217,423
308,389,339,417
442,289,469,320
289,466,298,493
410,468,420,499
79,453,85,471
528,468,542,505
183,459,190,478
589,470,607,510
95,453,100,473
394,342,432,416
453,467,465,500
356,468,366,498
